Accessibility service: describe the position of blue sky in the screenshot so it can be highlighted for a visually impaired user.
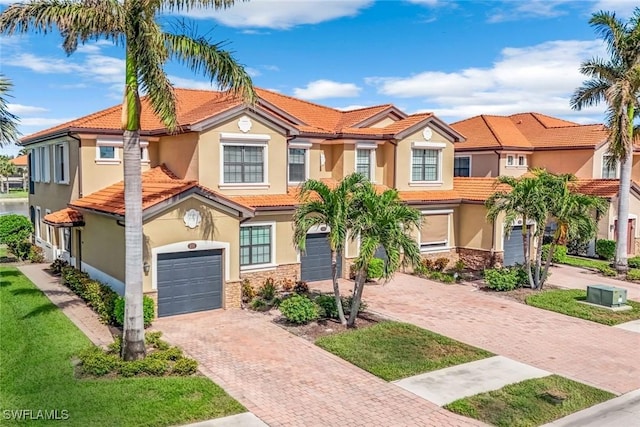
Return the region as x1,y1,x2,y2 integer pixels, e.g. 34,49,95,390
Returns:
0,0,637,156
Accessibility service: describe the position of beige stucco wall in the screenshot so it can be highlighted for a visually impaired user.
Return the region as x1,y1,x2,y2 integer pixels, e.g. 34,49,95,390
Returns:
197,114,288,195
498,153,530,177
592,143,611,179
633,154,640,182
330,144,346,181
81,212,125,282
531,149,594,178
370,117,397,128
462,153,498,177
308,143,333,181
158,132,199,181
456,204,496,251
395,127,455,191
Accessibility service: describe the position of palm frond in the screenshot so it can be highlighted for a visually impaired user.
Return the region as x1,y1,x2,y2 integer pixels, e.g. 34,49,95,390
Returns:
161,0,239,13
165,29,256,104
0,75,19,146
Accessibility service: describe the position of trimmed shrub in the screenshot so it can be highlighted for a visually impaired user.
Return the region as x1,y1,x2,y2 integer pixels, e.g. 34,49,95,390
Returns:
148,346,183,361
628,257,640,269
258,278,277,301
249,297,269,311
367,258,384,280
28,245,44,263
597,264,617,277
78,346,120,376
433,257,449,272
114,296,155,328
293,280,309,294
453,260,466,274
484,268,520,291
596,239,616,261
315,294,339,319
118,360,144,377
50,259,69,275
140,358,169,376
0,214,33,258
281,278,295,292
626,269,640,281
172,358,198,376
420,258,434,271
12,241,33,261
145,331,170,350
279,294,318,324
342,295,367,315
567,237,590,256
241,278,255,304
541,244,568,264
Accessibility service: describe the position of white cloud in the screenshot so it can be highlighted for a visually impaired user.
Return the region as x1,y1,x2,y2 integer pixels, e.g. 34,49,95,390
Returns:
368,40,608,122
488,0,573,23
7,104,49,115
406,0,440,5
336,104,369,111
20,117,76,127
592,1,639,17
168,75,219,90
75,40,114,54
262,64,280,72
294,80,361,100
183,0,374,29
246,67,261,78
5,53,85,74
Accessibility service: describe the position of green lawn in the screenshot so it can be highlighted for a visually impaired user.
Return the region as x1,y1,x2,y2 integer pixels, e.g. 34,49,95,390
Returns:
0,245,7,258
445,375,614,427
0,190,28,199
0,267,245,426
315,321,492,381
562,255,610,270
526,289,640,326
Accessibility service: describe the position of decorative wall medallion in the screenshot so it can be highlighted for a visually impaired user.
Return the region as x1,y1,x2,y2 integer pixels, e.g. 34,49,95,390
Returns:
183,209,202,229
238,116,252,133
422,127,433,141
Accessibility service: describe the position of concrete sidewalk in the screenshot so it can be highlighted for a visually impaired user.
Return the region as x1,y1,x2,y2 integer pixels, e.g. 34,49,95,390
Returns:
542,389,640,427
17,263,114,347
179,412,267,427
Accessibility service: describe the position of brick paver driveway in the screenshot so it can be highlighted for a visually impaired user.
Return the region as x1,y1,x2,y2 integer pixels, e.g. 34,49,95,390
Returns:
156,310,484,427
312,273,640,395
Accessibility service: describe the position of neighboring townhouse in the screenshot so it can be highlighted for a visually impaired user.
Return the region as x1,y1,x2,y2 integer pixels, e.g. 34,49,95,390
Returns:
451,112,640,255
22,88,537,318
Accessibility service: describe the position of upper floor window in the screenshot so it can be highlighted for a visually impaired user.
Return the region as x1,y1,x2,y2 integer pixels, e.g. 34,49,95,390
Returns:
223,145,264,183
412,148,440,182
518,155,526,166
240,224,274,268
356,148,373,180
33,146,50,183
96,138,148,164
602,154,618,179
288,148,307,183
54,142,69,184
454,156,471,177
506,155,514,166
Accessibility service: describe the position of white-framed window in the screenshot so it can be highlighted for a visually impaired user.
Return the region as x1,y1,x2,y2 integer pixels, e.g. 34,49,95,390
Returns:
355,143,376,181
288,142,311,184
60,227,71,253
240,222,275,269
602,154,618,178
35,206,41,238
96,138,148,164
412,148,440,182
419,210,452,252
454,156,471,177
44,209,52,243
518,155,526,167
54,142,69,184
506,155,515,166
33,146,50,183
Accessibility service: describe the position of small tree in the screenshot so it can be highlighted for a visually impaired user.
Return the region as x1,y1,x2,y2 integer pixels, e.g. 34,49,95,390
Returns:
0,213,33,256
0,156,16,193
293,174,367,325
347,183,421,326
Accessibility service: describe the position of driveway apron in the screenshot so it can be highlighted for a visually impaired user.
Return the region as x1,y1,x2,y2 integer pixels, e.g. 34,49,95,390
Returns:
156,310,486,427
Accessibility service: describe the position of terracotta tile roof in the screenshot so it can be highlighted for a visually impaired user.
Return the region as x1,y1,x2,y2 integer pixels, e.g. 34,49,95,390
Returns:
398,190,460,203
43,208,84,226
454,177,512,202
22,88,440,143
230,192,300,208
452,112,609,151
570,179,619,198
10,155,28,167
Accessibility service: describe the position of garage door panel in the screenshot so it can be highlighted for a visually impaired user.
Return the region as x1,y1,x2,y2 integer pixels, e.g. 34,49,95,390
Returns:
157,249,222,317
503,226,525,267
300,233,342,282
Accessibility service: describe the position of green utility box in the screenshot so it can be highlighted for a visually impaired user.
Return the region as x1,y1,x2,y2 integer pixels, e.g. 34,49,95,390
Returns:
586,285,627,307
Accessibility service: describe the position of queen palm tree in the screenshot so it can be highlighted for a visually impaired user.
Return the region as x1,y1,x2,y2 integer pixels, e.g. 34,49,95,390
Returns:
293,174,367,325
571,9,640,272
0,157,17,193
347,183,421,326
485,174,550,289
0,0,255,360
0,75,19,147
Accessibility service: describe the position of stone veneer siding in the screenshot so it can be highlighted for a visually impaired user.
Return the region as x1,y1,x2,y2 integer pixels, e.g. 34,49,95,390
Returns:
456,248,503,270
240,263,301,288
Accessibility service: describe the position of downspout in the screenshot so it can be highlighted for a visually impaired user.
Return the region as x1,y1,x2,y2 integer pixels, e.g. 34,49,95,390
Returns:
67,133,83,198
494,150,501,176
391,139,398,189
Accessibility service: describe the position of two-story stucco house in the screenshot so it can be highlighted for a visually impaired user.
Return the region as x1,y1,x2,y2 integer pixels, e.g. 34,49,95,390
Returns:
23,88,544,318
451,112,640,256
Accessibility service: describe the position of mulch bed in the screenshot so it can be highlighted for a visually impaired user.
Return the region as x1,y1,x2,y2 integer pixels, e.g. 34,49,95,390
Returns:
273,311,384,342
476,282,562,304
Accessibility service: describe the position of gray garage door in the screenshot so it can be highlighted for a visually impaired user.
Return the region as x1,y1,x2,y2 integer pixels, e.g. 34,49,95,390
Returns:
157,249,223,317
503,226,525,266
300,233,342,282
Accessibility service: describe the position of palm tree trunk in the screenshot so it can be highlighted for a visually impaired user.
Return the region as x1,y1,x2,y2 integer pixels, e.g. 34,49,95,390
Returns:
614,146,633,273
522,225,535,288
347,269,366,327
121,48,145,361
331,250,347,325
533,235,544,289
541,241,556,288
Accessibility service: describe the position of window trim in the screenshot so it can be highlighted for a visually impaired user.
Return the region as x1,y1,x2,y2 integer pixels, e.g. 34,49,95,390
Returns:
453,155,472,177
601,154,619,179
505,153,527,169
35,206,41,239
410,145,443,186
287,142,311,184
518,155,526,167
506,154,515,166
354,143,377,182
419,209,452,253
239,221,276,271
34,146,50,183
44,209,52,245
219,140,270,189
54,142,70,184
95,138,149,165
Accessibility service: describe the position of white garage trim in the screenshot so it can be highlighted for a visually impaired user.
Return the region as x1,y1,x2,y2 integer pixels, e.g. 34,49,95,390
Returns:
151,240,231,290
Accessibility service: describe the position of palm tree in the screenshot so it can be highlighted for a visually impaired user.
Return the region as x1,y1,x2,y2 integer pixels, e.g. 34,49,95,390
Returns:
538,171,607,287
571,9,640,272
347,183,421,326
0,75,19,147
293,174,367,325
0,156,16,193
485,175,550,289
0,0,255,360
